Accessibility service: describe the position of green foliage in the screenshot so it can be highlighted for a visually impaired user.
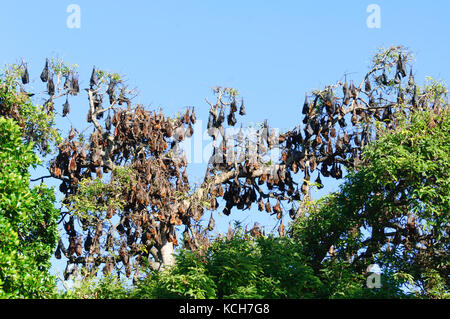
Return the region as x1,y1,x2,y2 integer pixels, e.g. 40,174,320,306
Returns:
96,69,122,85
126,228,323,299
364,109,449,226
58,228,414,299
422,76,448,101
66,166,132,225
127,228,407,299
49,58,78,77
371,45,413,73
319,260,409,299
133,253,217,299
0,65,62,155
58,275,130,299
203,229,320,298
421,269,450,299
291,107,449,298
2,51,447,299
0,117,59,298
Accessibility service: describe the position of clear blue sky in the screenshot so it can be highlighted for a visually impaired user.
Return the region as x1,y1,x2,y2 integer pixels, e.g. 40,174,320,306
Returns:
1,1,449,283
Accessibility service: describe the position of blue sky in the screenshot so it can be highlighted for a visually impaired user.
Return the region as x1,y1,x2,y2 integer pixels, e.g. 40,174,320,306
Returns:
1,1,449,283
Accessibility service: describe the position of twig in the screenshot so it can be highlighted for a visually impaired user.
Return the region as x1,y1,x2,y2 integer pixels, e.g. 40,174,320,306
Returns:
30,175,53,182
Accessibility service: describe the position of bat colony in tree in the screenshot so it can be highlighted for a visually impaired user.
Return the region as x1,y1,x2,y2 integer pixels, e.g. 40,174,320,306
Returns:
14,46,446,280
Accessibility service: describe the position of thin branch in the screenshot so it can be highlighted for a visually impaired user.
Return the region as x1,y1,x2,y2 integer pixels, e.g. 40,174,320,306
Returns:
30,175,53,182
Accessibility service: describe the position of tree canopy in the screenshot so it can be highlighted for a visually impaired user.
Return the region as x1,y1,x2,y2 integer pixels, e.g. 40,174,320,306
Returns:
0,117,59,298
0,45,448,299
60,105,449,299
291,106,449,298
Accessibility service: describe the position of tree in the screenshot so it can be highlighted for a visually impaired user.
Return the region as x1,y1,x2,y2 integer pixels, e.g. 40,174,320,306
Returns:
7,46,447,298
46,66,196,278
0,117,59,298
292,106,449,298
128,75,448,299
0,65,61,298
0,62,61,155
58,224,409,299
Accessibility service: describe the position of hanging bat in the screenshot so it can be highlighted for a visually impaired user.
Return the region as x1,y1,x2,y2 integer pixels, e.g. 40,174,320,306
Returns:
68,156,77,173
394,72,401,84
350,81,358,98
337,164,343,178
273,200,282,219
343,80,350,105
22,64,29,84
288,206,296,219
84,231,93,252
107,78,115,98
75,237,83,256
258,198,264,211
397,54,407,77
47,75,55,96
68,235,76,255
62,96,70,117
183,109,190,124
68,126,76,140
96,220,103,237
119,240,129,264
315,173,323,189
230,99,237,113
190,107,196,124
90,66,97,88
54,243,62,259
324,139,337,156
185,124,194,138
302,95,309,114
103,262,114,276
64,216,75,235
343,132,350,145
408,69,415,87
380,70,388,85
250,224,261,238
330,126,336,138
40,58,49,82
265,200,272,213
411,85,417,106
223,205,231,216
63,76,70,90
321,162,330,177
217,108,225,126
227,111,237,126
305,122,314,138
278,222,285,237
301,181,309,194
105,112,112,131
207,213,215,231
365,78,371,92
325,88,333,107
71,74,79,95
207,112,215,131
239,99,246,115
